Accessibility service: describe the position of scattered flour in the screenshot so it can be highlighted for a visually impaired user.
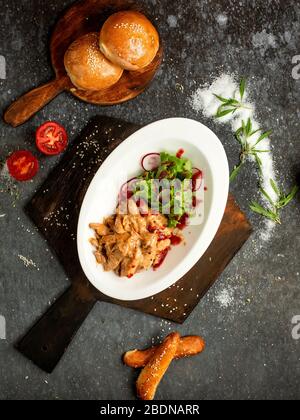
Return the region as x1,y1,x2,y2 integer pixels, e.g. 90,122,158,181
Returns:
167,15,178,28
18,255,39,270
216,13,228,27
284,31,292,44
191,74,277,242
252,30,277,56
215,288,234,308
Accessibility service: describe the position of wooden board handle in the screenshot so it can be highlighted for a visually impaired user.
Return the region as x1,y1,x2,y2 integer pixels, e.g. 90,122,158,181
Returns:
16,284,97,373
4,76,69,127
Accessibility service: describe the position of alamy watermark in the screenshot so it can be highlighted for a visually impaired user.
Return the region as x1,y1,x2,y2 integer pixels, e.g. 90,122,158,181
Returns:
0,315,6,340
292,55,300,80
0,55,6,80
118,176,205,226
292,316,300,340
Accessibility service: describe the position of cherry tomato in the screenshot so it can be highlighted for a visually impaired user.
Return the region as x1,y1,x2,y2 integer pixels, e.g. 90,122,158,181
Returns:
36,122,68,156
176,149,185,158
7,150,39,182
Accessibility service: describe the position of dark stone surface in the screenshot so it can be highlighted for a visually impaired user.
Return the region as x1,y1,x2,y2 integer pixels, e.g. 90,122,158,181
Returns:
0,0,300,400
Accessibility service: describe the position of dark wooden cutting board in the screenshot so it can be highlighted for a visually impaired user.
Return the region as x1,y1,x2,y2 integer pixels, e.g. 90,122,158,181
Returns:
17,116,252,373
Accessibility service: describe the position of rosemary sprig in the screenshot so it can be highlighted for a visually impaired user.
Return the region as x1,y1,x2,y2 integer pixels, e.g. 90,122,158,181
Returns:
214,78,251,118
230,118,272,182
250,180,299,224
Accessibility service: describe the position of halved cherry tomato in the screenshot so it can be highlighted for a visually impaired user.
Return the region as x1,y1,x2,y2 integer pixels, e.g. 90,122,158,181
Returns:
36,122,68,156
7,150,39,182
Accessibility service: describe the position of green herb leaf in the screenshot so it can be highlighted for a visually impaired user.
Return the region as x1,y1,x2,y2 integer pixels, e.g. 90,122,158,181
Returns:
254,130,272,146
240,78,246,100
260,187,275,206
277,185,299,208
213,94,228,103
246,118,252,136
250,201,279,223
216,108,235,118
230,162,244,182
270,179,280,198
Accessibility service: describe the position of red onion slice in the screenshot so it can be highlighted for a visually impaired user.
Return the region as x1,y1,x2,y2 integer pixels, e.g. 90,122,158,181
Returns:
120,178,139,199
192,168,203,192
141,153,161,171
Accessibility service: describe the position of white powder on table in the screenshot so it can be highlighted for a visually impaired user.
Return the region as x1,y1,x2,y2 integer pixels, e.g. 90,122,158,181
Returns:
215,288,234,309
190,74,277,242
216,13,228,28
18,254,39,270
252,30,277,56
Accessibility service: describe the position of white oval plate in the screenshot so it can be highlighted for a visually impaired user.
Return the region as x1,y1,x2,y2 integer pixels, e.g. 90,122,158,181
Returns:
77,118,229,301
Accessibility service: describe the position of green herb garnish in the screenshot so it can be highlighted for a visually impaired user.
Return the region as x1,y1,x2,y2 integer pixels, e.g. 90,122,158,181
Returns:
214,78,252,118
230,118,272,182
250,180,299,224
133,152,195,228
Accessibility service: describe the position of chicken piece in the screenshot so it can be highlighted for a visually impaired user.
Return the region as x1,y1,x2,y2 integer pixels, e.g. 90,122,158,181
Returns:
126,232,141,257
124,215,147,235
94,251,106,265
160,227,173,238
89,223,110,236
122,215,132,233
147,213,168,230
89,238,99,248
101,233,130,246
129,216,140,233
103,247,124,272
104,216,116,231
157,239,171,252
141,247,157,270
120,248,143,277
115,215,126,234
142,233,158,249
117,238,130,257
140,233,158,270
136,216,147,234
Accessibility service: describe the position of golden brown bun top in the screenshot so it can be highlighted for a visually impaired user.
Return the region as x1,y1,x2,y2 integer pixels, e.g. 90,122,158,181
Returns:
64,32,123,91
100,11,160,71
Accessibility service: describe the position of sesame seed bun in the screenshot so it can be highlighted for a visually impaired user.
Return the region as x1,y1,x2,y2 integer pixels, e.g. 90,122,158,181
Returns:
64,32,123,91
99,11,160,71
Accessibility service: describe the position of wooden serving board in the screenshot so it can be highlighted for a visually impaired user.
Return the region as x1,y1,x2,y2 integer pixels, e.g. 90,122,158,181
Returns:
17,116,252,373
4,0,163,127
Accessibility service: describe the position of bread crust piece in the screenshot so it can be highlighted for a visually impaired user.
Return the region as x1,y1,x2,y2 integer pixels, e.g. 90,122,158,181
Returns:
124,336,205,368
136,332,180,401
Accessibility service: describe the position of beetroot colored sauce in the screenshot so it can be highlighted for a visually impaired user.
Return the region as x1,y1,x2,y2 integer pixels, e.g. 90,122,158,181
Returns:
153,248,170,270
192,170,203,192
177,213,189,230
170,235,182,246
